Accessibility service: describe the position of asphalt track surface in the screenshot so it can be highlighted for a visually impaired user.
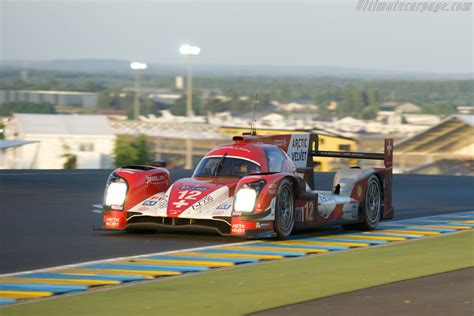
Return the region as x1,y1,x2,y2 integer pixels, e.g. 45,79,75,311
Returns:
1,170,473,274
253,268,474,316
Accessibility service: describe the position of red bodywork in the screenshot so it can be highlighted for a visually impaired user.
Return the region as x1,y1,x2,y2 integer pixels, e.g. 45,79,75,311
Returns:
99,134,394,238
103,167,170,230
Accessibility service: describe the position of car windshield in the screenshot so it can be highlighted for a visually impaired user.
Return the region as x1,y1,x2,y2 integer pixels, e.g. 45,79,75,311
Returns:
193,156,261,178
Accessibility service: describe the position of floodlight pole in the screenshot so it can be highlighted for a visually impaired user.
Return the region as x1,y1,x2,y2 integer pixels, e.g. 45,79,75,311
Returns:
178,45,200,168
133,69,141,120
186,55,194,117
179,44,200,118
130,62,147,120
185,138,193,169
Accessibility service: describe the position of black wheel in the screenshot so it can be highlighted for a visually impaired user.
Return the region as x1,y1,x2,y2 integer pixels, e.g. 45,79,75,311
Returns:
342,175,382,231
274,179,295,239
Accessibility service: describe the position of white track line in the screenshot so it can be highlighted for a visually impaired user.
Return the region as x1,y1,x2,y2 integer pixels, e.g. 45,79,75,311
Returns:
2,211,473,278
0,240,257,277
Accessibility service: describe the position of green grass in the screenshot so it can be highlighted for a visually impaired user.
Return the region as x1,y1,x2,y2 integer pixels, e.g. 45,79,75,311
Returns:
3,231,473,316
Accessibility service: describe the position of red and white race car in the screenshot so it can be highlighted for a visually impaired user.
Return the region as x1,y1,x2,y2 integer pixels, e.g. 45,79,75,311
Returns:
96,133,394,238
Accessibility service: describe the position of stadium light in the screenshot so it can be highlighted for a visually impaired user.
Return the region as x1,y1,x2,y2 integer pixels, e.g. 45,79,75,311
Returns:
179,44,201,56
130,62,148,70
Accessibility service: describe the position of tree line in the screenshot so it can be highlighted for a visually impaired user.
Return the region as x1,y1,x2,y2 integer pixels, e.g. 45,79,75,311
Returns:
1,68,472,118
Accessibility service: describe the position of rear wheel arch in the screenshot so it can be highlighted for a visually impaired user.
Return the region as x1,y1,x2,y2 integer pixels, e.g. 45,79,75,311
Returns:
342,173,382,231
373,172,384,205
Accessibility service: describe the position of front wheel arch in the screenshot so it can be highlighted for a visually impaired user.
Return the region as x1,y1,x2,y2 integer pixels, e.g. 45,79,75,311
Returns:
273,178,295,239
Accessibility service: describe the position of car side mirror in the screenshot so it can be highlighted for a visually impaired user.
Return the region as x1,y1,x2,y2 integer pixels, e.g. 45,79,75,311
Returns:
150,160,166,168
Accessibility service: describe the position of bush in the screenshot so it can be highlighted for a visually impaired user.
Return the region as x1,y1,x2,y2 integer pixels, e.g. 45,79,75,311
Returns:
114,134,152,167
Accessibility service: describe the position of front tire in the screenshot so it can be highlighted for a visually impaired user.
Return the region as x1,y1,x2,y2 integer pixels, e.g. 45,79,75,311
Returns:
274,179,295,239
342,175,382,231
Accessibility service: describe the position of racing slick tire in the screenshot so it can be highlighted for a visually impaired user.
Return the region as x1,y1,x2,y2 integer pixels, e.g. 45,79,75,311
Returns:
274,179,295,239
342,175,382,231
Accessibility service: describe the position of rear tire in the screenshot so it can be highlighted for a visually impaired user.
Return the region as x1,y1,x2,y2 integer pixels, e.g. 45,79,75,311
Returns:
342,175,382,231
274,179,295,239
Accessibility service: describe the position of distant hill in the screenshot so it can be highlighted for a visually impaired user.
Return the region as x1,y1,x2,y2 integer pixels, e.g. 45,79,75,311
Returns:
1,59,472,80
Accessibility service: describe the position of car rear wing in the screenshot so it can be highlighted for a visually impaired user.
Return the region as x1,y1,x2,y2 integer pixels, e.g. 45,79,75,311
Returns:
236,133,393,169
312,135,393,169
295,134,393,191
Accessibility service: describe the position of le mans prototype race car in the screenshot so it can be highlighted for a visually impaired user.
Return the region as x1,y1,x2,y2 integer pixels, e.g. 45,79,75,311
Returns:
95,134,394,238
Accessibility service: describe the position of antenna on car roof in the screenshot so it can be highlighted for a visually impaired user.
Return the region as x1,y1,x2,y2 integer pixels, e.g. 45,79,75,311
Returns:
252,93,258,135
243,93,258,136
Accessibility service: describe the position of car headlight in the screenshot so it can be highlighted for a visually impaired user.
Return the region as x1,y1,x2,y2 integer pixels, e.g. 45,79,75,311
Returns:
105,180,127,210
234,187,258,213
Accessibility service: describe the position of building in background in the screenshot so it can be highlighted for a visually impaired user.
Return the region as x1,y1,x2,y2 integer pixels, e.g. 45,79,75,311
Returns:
0,90,99,107
175,76,184,90
5,114,115,169
111,120,229,169
272,100,318,112
396,102,422,113
395,114,474,175
0,140,38,169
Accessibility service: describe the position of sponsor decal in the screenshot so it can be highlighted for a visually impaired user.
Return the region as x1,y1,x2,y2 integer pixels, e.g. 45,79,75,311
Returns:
352,204,358,218
357,185,363,197
319,194,330,202
231,219,258,234
259,222,272,228
287,134,310,168
216,203,232,210
142,200,157,206
274,138,287,148
157,199,167,208
231,223,246,234
147,195,168,208
192,196,214,210
179,186,209,191
105,217,121,228
268,183,277,195
256,222,272,229
146,175,166,183
212,209,226,216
